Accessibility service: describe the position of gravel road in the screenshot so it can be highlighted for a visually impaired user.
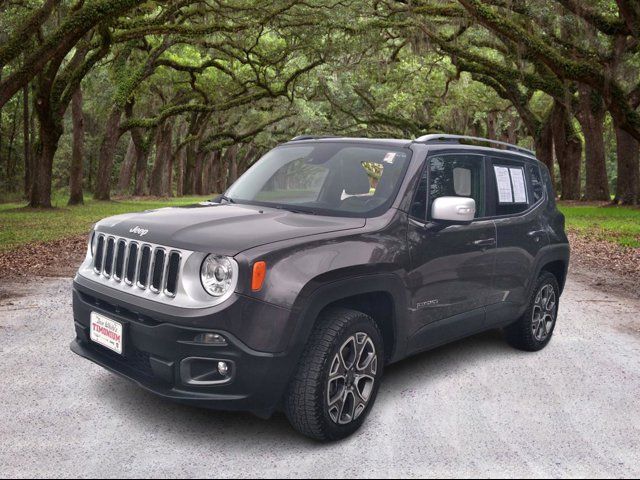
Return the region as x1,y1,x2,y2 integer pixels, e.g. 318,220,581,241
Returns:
0,273,639,478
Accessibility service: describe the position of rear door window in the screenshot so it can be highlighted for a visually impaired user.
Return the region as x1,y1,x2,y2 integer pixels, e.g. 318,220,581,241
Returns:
488,156,537,216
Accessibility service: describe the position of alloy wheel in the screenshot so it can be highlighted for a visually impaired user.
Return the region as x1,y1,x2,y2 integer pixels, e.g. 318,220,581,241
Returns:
532,284,557,342
326,332,378,425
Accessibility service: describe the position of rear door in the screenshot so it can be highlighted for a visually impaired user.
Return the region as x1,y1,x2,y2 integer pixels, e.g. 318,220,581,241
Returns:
485,155,549,327
406,152,496,352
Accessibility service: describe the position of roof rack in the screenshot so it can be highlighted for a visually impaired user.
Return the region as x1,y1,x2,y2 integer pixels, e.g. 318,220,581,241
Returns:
289,135,339,141
414,134,536,158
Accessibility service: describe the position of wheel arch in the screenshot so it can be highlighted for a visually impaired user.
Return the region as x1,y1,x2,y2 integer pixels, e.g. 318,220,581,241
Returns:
532,244,570,294
540,260,567,293
288,273,409,365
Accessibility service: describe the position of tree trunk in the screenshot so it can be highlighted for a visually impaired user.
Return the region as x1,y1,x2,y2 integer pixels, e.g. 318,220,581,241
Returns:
176,145,185,197
29,118,61,208
207,151,220,193
68,88,85,205
225,144,239,187
614,125,640,205
500,119,517,145
200,152,211,195
183,143,197,195
532,109,555,186
149,121,172,196
577,87,609,201
93,107,123,201
182,112,203,196
194,150,206,195
0,69,3,178
551,102,582,200
211,153,220,194
29,77,62,208
201,153,212,194
6,97,20,190
134,145,149,196
23,84,31,197
486,111,498,140
130,126,150,196
149,124,164,196
116,137,135,194
166,140,174,197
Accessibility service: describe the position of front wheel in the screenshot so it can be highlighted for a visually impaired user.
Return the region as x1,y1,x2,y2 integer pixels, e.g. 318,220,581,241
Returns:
504,271,560,352
284,308,384,441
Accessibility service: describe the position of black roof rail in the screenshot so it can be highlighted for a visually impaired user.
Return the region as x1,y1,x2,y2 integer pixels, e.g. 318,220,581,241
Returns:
414,134,536,158
289,135,339,141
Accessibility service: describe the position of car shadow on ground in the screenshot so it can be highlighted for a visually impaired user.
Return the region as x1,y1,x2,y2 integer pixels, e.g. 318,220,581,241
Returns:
90,328,516,446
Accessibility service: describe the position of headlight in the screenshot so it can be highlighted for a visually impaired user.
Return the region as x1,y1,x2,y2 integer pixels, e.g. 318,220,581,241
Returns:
200,255,235,297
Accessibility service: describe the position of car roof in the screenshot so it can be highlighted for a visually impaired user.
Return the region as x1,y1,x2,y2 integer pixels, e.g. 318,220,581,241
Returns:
283,136,414,148
285,135,539,161
423,143,540,162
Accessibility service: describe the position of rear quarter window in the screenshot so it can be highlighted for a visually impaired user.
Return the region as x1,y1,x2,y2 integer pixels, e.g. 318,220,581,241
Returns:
538,163,556,209
527,163,545,203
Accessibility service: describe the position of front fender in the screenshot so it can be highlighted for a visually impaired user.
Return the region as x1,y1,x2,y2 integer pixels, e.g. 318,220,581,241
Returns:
234,210,411,364
234,209,408,309
286,272,411,364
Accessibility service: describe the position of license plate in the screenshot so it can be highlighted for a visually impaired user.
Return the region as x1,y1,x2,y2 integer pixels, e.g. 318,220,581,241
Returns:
90,312,124,355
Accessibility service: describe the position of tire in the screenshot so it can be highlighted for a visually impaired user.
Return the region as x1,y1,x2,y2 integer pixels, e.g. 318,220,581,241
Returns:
504,271,560,352
284,307,384,441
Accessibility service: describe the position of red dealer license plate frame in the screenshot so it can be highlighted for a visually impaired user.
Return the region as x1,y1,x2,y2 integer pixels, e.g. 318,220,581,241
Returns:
90,312,124,355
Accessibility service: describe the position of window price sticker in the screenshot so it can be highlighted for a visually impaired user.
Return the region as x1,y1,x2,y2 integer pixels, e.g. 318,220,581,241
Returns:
494,166,513,203
509,167,528,203
494,165,528,204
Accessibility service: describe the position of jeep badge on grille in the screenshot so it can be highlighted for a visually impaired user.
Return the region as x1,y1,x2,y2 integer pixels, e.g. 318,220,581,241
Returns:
129,226,149,237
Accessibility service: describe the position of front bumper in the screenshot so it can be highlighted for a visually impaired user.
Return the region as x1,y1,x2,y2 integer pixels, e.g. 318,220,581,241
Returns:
71,278,298,417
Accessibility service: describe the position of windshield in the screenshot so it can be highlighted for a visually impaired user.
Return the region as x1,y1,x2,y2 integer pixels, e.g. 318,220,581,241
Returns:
225,142,411,217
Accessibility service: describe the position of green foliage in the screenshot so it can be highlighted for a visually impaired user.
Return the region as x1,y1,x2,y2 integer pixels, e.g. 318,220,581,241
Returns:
0,0,639,208
0,194,212,252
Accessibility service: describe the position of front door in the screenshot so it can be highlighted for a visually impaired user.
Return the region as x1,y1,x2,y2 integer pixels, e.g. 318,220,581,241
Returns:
406,152,496,353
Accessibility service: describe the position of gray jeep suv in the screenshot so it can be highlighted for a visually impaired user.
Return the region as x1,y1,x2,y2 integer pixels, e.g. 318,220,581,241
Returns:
71,134,570,441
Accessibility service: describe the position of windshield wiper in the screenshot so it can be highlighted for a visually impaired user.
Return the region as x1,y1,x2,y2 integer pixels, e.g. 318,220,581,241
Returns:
273,205,316,215
216,194,236,204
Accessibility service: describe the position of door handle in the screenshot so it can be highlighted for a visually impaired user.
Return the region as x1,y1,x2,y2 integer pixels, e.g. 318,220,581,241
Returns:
472,238,496,247
527,230,546,242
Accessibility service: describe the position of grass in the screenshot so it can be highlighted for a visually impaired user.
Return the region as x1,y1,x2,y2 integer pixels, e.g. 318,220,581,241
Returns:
0,193,211,252
558,202,640,248
1,193,638,252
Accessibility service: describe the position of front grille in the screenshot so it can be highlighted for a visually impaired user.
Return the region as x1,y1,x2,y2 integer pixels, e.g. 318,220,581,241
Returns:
92,233,181,297
138,245,152,288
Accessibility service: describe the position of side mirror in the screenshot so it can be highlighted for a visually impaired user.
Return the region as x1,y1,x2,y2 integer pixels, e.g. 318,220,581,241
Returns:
431,196,476,223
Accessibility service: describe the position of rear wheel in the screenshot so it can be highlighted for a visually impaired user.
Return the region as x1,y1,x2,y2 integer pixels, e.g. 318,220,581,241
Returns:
284,308,384,441
505,272,560,352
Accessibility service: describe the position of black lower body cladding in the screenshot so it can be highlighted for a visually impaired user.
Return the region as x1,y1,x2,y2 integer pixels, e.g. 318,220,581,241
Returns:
70,279,298,416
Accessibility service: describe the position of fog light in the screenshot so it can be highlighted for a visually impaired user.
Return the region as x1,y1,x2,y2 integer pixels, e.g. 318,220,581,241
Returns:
194,333,227,345
218,361,229,376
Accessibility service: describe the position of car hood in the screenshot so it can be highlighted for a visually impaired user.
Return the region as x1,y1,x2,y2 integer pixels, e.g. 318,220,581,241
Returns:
94,203,366,256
